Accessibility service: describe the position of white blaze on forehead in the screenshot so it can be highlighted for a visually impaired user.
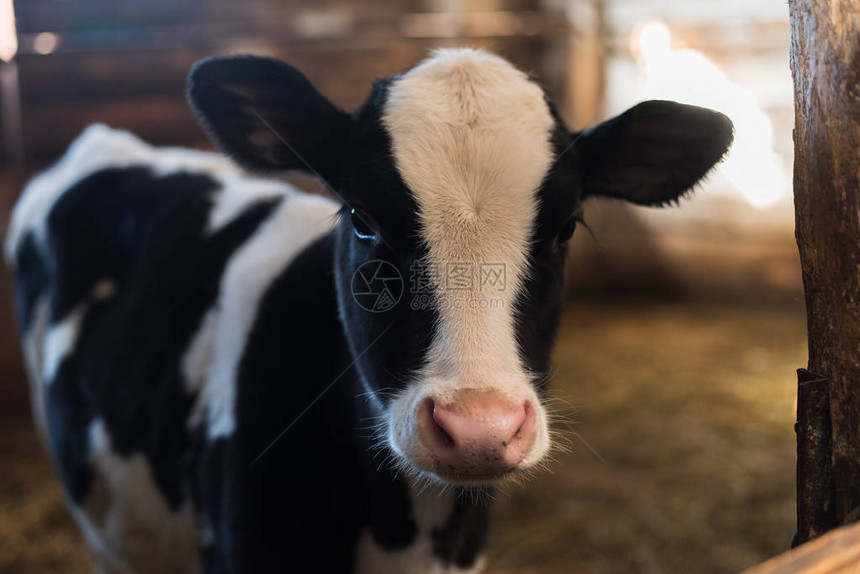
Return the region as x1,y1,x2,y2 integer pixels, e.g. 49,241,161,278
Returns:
383,49,555,395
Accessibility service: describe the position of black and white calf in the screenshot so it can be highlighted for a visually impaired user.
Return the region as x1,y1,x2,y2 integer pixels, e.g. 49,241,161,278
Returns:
6,48,732,573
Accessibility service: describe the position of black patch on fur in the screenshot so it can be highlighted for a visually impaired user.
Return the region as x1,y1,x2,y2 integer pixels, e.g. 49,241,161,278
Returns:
12,232,49,333
47,362,95,504
432,494,491,568
205,232,366,571
513,121,582,389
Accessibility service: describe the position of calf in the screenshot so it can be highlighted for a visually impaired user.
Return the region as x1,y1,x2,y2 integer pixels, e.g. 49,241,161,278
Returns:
6,48,732,573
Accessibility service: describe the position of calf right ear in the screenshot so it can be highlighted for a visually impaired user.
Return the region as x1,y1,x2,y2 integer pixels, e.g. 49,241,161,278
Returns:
187,55,351,186
575,100,734,207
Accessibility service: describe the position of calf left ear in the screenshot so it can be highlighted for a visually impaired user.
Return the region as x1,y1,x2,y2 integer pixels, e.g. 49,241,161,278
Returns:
187,55,351,186
575,100,733,206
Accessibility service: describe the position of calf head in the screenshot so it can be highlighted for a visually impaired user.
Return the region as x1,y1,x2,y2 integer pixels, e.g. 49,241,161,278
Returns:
188,49,733,486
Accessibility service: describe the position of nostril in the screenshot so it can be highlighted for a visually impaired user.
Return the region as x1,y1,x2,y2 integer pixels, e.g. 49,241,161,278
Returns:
427,399,455,447
510,401,530,441
510,403,527,436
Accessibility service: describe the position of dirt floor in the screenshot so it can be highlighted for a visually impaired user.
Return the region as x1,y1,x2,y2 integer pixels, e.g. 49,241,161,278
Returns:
0,301,806,574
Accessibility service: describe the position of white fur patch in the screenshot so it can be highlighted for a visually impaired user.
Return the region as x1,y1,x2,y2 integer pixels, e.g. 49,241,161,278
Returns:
42,303,87,385
205,176,285,234
201,191,338,439
382,48,554,475
183,309,218,432
354,488,485,574
40,276,120,386
69,418,199,574
182,309,219,396
23,296,50,442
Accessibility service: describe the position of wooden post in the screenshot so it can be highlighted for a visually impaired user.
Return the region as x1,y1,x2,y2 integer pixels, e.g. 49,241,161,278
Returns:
1,60,25,184
789,0,860,545
564,0,605,128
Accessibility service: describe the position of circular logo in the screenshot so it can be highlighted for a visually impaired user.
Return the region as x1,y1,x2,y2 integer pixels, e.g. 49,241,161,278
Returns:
351,260,403,313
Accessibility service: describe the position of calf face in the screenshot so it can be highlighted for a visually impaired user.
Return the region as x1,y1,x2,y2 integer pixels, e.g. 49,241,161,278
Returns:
188,48,733,486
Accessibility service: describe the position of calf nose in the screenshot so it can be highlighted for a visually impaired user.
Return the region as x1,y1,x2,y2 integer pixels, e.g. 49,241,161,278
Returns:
419,390,536,479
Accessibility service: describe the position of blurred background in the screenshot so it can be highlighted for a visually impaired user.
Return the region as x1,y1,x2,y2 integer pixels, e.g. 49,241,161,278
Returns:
0,0,803,573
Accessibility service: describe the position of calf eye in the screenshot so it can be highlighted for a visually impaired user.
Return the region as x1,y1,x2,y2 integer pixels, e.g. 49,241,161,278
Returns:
556,218,578,246
556,207,585,247
350,208,377,240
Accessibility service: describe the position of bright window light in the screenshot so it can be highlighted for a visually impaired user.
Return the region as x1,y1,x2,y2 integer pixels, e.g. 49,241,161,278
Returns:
0,0,17,62
632,19,788,209
33,32,59,55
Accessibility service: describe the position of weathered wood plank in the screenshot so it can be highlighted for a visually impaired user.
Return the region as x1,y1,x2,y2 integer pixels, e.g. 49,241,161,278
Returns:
742,521,860,574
